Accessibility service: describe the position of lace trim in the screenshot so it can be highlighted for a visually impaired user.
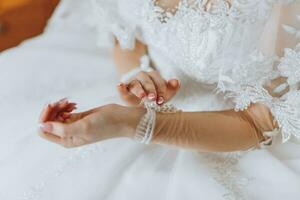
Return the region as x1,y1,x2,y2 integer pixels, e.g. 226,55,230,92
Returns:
223,84,300,144
134,100,180,144
278,47,300,89
216,50,278,94
215,32,300,144
148,0,274,25
278,14,300,90
217,14,300,144
150,0,231,23
142,0,278,86
135,103,157,144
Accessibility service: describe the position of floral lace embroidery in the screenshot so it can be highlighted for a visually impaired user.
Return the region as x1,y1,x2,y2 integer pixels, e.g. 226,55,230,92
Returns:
150,0,232,23
20,145,100,200
224,84,300,143
148,0,274,24
278,18,300,90
203,152,252,200
209,2,300,145
216,50,278,94
139,0,277,87
279,48,300,87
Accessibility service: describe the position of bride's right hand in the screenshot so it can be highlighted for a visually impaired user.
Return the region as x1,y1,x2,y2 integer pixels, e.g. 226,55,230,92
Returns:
117,70,180,106
38,99,145,148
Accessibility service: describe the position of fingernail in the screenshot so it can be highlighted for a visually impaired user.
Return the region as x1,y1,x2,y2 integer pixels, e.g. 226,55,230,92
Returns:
62,112,71,120
148,93,156,100
169,80,179,88
139,92,146,98
40,123,53,133
157,97,164,105
117,83,124,87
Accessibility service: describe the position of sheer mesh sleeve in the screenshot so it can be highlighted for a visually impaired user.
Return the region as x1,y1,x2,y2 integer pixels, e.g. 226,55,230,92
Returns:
216,1,300,146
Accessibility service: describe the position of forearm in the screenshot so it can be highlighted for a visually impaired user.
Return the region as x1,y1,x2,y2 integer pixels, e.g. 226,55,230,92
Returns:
152,111,259,152
125,103,276,152
153,104,276,152
113,40,147,76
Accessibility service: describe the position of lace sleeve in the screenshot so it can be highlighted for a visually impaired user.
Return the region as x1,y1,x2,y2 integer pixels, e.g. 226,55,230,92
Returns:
89,0,140,49
217,1,300,146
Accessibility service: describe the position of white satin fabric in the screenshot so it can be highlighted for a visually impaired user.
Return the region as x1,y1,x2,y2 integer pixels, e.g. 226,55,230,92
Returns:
0,0,300,199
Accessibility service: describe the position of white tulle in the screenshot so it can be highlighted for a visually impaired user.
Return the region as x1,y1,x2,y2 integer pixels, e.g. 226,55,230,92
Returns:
0,0,300,200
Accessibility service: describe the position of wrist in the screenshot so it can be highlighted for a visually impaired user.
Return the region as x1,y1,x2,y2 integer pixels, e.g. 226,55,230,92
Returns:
115,105,147,138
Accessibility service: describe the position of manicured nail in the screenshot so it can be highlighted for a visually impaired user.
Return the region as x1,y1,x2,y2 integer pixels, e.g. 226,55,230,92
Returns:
157,97,164,105
169,80,179,88
148,93,156,100
62,112,71,120
118,83,129,91
139,92,147,98
40,123,53,133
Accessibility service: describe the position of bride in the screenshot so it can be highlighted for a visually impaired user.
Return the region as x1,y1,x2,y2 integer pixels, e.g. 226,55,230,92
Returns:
1,0,300,199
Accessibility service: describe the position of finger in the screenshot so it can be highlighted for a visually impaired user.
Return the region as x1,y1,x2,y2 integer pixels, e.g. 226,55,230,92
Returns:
273,83,289,97
54,100,76,114
56,98,69,110
117,83,141,105
269,77,287,89
65,103,77,112
65,110,95,123
40,122,69,138
39,104,52,123
48,102,66,121
136,72,157,100
127,80,147,99
65,106,106,123
40,117,90,138
55,98,77,111
267,77,289,97
38,130,62,145
49,98,69,117
165,79,181,102
48,101,77,122
57,103,77,122
148,71,167,105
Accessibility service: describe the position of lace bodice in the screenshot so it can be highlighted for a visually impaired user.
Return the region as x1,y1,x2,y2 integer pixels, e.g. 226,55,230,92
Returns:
90,0,285,82
90,0,300,145
140,0,276,84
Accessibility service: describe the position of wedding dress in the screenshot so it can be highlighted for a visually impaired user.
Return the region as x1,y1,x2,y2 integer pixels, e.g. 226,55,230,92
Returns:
0,0,300,199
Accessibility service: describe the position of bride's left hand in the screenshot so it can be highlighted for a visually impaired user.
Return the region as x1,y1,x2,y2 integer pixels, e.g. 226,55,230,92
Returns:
38,99,144,148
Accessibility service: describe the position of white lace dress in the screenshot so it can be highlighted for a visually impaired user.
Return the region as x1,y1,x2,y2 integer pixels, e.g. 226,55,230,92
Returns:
0,0,300,199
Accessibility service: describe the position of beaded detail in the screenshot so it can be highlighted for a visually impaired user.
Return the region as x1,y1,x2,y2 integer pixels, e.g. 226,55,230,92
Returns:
135,100,180,144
